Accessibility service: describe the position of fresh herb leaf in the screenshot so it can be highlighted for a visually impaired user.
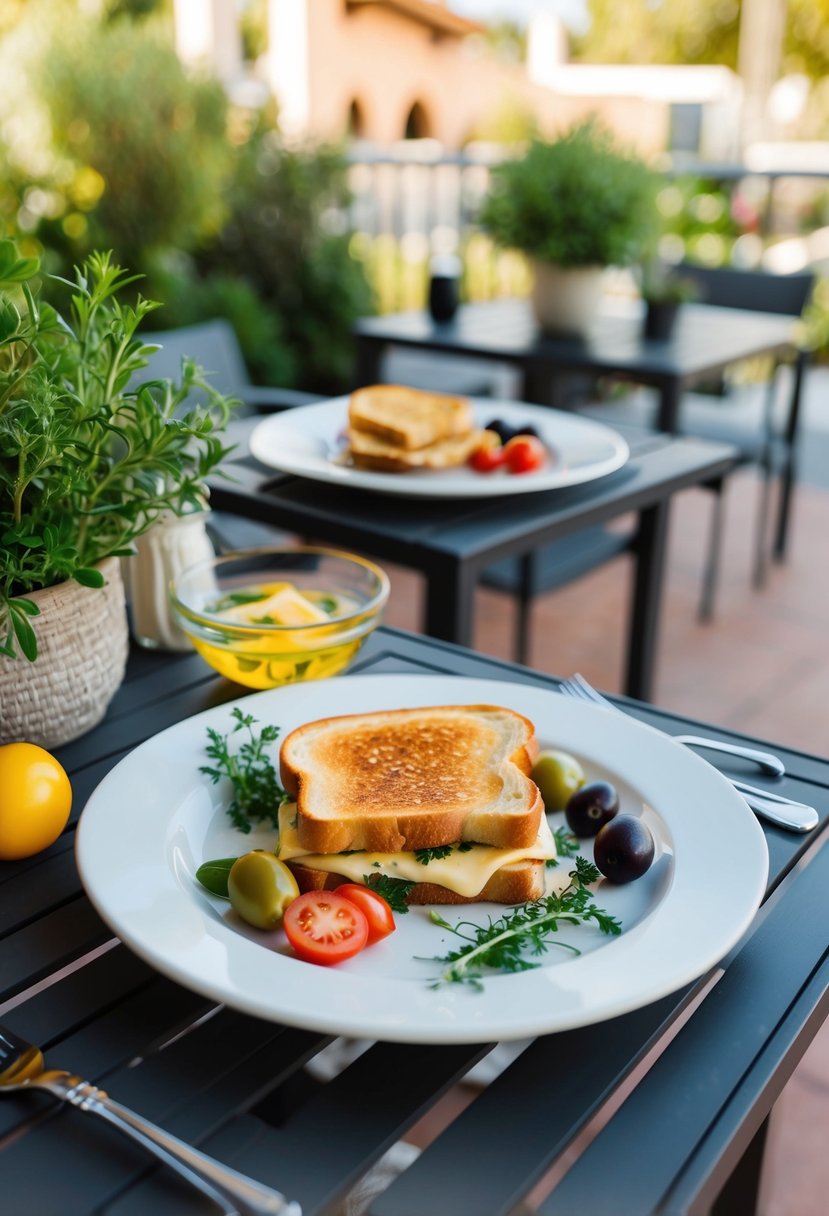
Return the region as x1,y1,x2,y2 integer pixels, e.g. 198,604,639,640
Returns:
414,845,454,865
363,872,414,913
210,591,270,611
425,860,621,989
318,594,338,613
200,708,287,833
546,825,580,867
457,842,475,853
195,857,238,898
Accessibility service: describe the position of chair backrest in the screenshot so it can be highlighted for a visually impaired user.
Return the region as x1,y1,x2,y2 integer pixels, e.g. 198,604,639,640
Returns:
678,264,815,317
139,319,251,397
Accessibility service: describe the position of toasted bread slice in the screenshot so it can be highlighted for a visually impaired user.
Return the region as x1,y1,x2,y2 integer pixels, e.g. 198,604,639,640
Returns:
279,704,542,855
348,385,473,450
287,857,546,906
347,427,484,473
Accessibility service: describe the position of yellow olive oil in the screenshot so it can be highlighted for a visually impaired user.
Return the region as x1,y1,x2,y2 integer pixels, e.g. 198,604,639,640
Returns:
187,581,369,689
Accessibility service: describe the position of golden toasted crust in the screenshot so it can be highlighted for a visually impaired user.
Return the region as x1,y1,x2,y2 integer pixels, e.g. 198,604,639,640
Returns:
280,704,541,854
347,428,485,472
348,385,472,450
286,858,546,906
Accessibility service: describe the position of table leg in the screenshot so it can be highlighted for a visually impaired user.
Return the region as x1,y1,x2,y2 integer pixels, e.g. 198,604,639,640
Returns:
424,560,476,649
774,351,807,561
353,337,385,388
711,1114,770,1216
624,502,670,701
655,377,683,434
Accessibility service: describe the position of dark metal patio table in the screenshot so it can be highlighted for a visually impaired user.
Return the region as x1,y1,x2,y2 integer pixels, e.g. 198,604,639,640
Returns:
1,628,828,1215
353,297,800,434
209,417,736,701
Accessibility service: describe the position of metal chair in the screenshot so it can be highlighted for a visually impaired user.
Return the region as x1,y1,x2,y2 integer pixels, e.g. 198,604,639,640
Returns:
574,266,814,618
672,265,814,617
138,320,321,552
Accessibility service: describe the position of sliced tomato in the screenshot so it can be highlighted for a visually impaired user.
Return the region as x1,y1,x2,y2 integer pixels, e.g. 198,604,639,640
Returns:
504,435,546,475
336,883,397,943
283,891,369,965
469,430,506,473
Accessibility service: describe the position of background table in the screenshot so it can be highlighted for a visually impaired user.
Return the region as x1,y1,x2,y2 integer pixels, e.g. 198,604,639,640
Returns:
353,297,799,433
1,629,828,1215
210,419,736,700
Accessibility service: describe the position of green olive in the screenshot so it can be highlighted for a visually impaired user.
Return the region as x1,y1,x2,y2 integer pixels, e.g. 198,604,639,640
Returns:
532,749,586,812
227,852,300,929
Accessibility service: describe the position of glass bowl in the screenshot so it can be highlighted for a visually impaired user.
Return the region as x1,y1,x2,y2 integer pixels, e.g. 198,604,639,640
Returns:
170,546,390,689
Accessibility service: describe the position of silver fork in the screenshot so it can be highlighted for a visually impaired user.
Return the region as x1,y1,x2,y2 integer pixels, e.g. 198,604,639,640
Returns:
559,674,819,834
0,1023,301,1216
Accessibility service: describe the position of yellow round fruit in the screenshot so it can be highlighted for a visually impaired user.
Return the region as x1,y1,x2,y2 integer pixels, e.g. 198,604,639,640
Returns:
0,743,73,861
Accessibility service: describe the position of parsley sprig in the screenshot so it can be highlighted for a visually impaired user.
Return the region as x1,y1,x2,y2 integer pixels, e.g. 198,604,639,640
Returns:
426,856,621,990
201,709,288,833
546,825,580,867
363,873,415,913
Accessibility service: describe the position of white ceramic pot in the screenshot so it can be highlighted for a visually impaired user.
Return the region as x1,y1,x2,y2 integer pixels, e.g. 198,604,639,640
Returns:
0,556,129,748
530,263,605,336
121,510,215,652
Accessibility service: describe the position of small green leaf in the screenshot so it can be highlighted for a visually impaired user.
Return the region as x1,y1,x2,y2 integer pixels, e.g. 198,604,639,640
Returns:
195,857,238,898
10,597,40,618
74,567,106,588
10,608,38,660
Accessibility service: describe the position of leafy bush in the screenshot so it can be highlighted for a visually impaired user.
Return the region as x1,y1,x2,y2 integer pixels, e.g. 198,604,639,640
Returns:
0,11,372,394
191,121,373,392
37,19,231,274
479,119,658,268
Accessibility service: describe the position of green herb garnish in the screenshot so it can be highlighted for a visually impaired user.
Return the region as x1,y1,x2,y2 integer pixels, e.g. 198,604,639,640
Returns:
195,857,238,898
210,591,270,612
363,873,415,913
318,594,338,613
425,857,620,990
201,709,287,833
546,826,580,868
414,845,454,865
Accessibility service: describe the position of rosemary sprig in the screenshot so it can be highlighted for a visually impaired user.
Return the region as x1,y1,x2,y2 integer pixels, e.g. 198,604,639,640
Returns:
426,856,620,990
200,709,287,833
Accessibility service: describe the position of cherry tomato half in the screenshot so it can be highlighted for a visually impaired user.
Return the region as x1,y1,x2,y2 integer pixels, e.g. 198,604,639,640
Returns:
504,435,546,475
336,883,397,943
469,430,505,473
283,891,369,965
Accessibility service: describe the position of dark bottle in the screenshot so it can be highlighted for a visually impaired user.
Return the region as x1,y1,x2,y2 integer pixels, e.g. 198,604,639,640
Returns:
428,254,461,323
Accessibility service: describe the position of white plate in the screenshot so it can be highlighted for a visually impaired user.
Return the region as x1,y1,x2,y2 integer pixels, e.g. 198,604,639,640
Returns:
76,675,768,1044
248,397,629,499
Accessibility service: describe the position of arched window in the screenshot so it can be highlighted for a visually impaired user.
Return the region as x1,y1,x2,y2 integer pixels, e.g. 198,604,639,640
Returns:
346,98,366,139
403,100,430,140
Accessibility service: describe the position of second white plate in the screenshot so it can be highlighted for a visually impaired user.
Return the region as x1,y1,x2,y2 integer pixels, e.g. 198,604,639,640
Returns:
248,397,629,499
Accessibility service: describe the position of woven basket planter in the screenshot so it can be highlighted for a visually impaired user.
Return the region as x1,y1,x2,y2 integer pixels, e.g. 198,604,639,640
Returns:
0,556,129,748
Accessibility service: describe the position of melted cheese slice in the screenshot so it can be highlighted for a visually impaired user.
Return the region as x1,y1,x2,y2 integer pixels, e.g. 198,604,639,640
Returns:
277,803,557,898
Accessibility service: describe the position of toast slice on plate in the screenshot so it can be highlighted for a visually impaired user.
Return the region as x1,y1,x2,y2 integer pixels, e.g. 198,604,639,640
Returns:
277,704,552,905
348,384,473,450
347,427,484,472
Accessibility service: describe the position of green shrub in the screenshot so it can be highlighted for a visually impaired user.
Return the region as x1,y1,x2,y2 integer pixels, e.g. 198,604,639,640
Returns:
479,118,658,268
192,120,373,392
37,18,232,274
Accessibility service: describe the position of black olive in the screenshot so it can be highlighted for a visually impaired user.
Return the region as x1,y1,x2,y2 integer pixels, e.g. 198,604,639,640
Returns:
565,780,619,837
593,814,655,884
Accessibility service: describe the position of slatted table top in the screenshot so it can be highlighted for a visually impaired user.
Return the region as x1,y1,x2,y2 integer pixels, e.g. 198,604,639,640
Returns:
2,628,827,1216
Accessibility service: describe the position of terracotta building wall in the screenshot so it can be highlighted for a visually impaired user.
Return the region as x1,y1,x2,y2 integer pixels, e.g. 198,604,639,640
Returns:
271,0,671,156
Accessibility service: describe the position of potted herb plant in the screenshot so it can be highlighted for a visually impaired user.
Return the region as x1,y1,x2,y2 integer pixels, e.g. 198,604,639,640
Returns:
479,119,658,336
640,262,699,341
0,241,232,747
